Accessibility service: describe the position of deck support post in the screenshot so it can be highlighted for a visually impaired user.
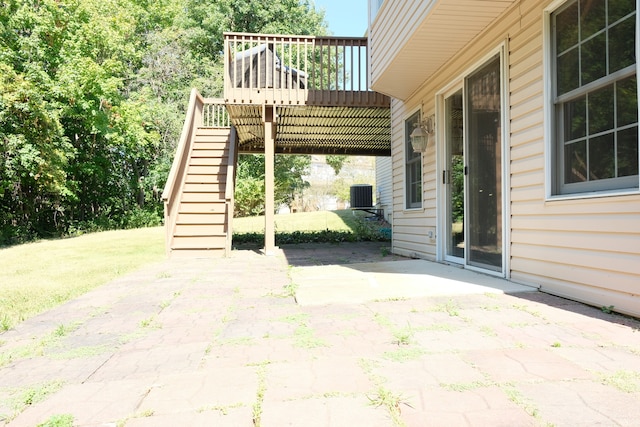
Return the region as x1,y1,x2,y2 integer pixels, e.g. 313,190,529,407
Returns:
263,105,277,255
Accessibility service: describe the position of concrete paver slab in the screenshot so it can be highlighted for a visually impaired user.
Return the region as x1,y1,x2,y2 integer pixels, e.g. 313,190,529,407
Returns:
293,259,537,305
1,242,639,426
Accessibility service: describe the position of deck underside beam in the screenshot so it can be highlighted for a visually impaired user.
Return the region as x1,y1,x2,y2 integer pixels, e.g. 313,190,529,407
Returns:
226,104,391,156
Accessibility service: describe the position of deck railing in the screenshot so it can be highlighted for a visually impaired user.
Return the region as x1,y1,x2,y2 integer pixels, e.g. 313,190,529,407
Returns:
224,32,385,106
202,99,231,128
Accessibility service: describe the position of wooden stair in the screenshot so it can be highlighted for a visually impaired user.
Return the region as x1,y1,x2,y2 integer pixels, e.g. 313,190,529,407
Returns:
170,127,233,257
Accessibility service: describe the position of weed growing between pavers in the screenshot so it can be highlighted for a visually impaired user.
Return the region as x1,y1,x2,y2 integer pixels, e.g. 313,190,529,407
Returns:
423,322,459,332
501,384,542,420
200,290,244,367
293,324,328,349
49,344,113,360
139,315,162,329
511,303,547,320
358,359,410,427
159,290,181,310
277,313,310,324
439,380,494,392
252,362,269,426
367,385,407,426
197,402,247,416
115,409,155,427
431,299,462,317
508,321,538,328
391,324,415,346
218,336,256,346
382,347,426,362
0,322,82,367
273,312,328,348
374,297,409,302
285,391,358,402
480,304,503,312
601,305,615,314
373,312,393,328
2,380,65,422
156,271,172,279
118,329,147,345
35,413,74,427
284,281,299,298
599,370,640,393
479,325,498,337
372,313,432,362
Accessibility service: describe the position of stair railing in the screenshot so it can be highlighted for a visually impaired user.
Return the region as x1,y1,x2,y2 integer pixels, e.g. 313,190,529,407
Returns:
225,126,238,256
202,98,235,256
161,88,204,255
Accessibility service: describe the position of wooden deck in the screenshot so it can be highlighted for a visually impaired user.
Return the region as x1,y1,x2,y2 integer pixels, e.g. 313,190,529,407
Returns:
223,32,391,156
163,33,392,257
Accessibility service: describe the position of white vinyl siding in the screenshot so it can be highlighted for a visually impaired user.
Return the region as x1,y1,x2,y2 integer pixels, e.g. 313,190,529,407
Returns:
377,0,640,317
389,98,435,260
510,0,640,317
375,156,393,222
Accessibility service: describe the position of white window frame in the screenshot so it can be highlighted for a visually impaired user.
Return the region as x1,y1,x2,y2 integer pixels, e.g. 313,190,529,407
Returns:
404,108,423,210
543,0,640,200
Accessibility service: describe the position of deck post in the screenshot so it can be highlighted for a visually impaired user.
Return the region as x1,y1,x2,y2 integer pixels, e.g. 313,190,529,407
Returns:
263,105,277,255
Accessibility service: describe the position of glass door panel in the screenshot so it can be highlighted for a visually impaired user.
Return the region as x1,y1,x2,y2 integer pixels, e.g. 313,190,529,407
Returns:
465,55,502,271
445,90,464,259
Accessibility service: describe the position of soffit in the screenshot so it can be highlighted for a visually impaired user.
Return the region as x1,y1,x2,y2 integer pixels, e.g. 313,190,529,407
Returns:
371,0,517,100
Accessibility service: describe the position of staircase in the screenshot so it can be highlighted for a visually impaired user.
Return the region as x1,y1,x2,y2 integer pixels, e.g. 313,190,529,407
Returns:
162,91,236,258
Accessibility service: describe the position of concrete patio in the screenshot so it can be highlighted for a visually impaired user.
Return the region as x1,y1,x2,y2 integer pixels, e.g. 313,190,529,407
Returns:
1,242,639,426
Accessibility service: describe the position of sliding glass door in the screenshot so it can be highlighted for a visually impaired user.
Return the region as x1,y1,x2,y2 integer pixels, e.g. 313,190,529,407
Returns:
444,90,465,261
442,53,503,272
466,55,502,271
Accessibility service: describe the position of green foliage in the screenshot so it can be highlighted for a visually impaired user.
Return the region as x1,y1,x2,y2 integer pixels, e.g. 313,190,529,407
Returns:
451,154,464,223
325,155,348,175
36,414,74,427
234,154,311,217
0,0,328,244
233,216,390,246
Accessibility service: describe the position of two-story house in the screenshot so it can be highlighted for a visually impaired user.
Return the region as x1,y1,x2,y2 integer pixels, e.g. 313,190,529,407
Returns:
369,0,639,317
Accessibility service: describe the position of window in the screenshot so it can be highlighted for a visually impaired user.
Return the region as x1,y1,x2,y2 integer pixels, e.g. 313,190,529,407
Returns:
405,111,422,208
552,0,638,194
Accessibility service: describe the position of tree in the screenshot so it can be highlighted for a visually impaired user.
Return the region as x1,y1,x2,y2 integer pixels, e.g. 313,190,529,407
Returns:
0,64,72,241
325,155,348,175
0,0,329,244
234,154,311,217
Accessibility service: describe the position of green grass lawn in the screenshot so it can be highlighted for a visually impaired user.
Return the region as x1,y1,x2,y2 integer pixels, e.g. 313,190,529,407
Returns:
0,209,381,331
0,227,165,331
233,209,362,233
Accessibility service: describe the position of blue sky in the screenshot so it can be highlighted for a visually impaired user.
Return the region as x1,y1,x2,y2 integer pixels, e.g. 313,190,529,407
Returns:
313,0,368,37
